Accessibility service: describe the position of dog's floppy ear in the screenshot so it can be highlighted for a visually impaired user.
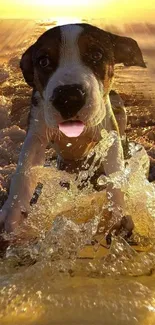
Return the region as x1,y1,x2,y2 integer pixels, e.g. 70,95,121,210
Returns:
110,33,146,68
20,44,35,87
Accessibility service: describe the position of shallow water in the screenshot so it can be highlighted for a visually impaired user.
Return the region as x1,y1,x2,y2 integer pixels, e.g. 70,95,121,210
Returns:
0,19,155,324
1,270,155,325
1,237,155,325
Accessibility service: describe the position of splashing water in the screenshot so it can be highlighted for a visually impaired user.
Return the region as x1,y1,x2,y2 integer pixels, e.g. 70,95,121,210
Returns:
1,127,155,323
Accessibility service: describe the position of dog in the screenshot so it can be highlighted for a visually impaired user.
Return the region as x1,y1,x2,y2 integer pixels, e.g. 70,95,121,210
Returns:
0,23,146,239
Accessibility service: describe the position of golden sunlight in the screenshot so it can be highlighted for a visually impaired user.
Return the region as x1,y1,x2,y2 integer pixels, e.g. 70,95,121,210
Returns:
32,0,90,6
0,0,155,22
0,0,95,19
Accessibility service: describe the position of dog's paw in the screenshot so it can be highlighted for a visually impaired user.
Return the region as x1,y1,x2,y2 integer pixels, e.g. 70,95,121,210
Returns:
106,215,134,245
0,201,28,233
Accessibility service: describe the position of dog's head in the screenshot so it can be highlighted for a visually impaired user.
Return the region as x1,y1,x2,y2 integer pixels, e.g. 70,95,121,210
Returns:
20,23,146,137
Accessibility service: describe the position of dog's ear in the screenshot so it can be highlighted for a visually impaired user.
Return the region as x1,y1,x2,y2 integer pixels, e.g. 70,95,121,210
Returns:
20,44,35,87
110,33,146,68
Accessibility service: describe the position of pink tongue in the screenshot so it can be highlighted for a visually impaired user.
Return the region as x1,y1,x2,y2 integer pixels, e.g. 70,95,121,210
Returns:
59,121,85,137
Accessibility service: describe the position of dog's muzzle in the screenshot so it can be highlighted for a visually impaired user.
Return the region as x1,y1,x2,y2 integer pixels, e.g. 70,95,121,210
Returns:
50,84,86,119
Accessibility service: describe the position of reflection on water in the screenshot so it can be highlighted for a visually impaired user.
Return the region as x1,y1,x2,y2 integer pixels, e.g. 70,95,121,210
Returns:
0,19,155,324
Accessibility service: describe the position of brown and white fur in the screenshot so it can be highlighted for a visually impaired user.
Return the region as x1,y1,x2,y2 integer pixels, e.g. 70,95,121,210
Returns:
0,23,146,238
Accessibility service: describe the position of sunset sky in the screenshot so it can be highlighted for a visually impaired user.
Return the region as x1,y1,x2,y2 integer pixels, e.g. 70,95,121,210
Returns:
0,0,155,22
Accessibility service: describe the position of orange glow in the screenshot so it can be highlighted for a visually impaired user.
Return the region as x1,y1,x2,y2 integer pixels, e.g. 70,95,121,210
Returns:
0,0,155,22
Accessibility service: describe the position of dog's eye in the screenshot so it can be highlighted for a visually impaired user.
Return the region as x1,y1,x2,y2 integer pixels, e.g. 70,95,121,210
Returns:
89,50,103,63
39,57,50,68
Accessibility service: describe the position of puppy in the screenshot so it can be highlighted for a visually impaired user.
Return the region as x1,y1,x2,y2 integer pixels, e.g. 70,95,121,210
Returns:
0,23,146,238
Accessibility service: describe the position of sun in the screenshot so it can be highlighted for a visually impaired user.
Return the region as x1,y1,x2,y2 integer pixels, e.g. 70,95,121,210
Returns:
0,0,112,20
41,17,82,29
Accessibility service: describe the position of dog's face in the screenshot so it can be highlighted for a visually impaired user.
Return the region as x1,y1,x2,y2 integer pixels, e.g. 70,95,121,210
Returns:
20,23,146,137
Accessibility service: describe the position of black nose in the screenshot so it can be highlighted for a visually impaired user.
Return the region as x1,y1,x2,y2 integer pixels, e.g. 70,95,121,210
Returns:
51,84,86,119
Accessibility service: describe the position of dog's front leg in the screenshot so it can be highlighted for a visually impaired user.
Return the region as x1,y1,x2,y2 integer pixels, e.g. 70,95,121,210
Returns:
0,131,48,232
103,132,134,242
